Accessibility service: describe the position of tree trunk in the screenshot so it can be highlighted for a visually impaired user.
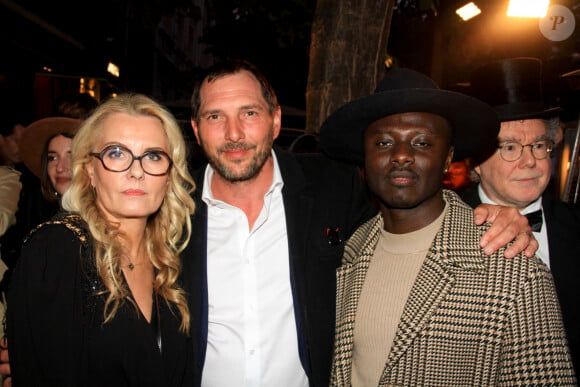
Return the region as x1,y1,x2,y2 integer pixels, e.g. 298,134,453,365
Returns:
306,0,395,133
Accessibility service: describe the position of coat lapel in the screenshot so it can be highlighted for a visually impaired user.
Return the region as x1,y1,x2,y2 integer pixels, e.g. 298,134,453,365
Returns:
333,215,382,386
385,191,485,374
277,150,313,274
184,167,209,385
386,252,455,367
275,149,315,371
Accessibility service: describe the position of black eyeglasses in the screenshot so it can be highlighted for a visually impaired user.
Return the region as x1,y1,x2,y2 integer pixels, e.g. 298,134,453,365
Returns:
89,145,173,176
497,140,553,162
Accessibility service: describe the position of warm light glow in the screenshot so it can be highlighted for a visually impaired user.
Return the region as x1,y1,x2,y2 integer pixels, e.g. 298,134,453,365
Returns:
456,3,481,21
107,62,120,78
507,0,549,17
42,66,52,72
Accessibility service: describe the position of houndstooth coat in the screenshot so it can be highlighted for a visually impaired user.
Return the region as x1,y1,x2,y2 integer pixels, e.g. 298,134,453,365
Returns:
331,190,576,386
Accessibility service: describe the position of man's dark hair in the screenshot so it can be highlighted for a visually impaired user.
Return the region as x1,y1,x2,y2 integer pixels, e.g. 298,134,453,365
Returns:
190,59,279,123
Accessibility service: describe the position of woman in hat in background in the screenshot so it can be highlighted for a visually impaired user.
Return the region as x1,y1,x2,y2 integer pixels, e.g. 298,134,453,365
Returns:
0,117,82,272
20,117,82,205
0,117,82,386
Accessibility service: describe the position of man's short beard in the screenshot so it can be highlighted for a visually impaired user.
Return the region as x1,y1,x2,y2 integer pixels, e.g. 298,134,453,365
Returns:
202,133,274,183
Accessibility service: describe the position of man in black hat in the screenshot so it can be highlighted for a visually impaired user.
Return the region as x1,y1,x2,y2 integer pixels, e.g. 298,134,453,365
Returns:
320,67,576,386
462,56,580,376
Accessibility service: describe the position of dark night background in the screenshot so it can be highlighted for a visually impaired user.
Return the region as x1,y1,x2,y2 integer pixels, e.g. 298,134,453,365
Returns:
1,0,579,130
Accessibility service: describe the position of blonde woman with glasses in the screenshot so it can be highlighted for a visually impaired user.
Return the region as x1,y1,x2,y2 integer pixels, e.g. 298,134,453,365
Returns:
7,93,196,387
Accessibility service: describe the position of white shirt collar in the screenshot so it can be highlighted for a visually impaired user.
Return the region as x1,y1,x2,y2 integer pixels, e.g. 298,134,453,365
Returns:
476,184,543,215
201,150,284,206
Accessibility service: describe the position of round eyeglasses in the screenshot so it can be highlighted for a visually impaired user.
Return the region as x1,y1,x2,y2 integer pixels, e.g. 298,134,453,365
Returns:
90,145,173,176
497,140,553,162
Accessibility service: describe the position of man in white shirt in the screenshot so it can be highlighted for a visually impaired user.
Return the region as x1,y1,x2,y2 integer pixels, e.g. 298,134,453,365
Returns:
180,59,537,387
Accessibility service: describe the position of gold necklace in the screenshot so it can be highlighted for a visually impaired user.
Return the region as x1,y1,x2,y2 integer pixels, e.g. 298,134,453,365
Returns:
125,256,146,271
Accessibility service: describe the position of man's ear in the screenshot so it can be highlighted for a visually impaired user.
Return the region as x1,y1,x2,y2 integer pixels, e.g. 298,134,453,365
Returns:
445,146,455,172
191,119,201,145
272,106,282,140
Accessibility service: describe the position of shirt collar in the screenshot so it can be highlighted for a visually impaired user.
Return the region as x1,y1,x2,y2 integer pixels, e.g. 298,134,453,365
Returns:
477,183,542,215
202,150,284,206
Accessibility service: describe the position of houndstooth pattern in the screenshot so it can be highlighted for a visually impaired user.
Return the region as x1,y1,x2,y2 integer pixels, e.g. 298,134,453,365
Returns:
331,190,577,386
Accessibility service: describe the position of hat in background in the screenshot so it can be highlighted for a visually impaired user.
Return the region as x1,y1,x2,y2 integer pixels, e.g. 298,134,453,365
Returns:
469,57,560,121
19,117,82,177
319,67,500,164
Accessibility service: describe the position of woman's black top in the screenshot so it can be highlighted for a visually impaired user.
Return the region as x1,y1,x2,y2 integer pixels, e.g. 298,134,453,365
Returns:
7,214,194,387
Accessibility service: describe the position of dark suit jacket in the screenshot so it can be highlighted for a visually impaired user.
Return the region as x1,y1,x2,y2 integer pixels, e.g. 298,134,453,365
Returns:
461,184,580,377
181,148,377,386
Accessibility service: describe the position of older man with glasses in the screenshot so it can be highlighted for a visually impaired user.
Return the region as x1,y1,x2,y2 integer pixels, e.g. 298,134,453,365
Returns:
461,57,580,377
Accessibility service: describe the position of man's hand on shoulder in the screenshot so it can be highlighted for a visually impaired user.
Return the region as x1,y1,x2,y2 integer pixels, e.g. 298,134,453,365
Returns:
474,204,538,258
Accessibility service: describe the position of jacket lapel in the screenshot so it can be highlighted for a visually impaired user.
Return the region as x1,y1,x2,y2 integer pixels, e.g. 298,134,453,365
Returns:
277,149,312,274
275,149,314,372
333,215,382,385
385,191,485,373
185,167,209,385
386,252,455,367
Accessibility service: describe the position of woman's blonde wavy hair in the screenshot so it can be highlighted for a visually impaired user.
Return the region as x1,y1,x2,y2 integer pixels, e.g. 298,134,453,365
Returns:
61,93,195,333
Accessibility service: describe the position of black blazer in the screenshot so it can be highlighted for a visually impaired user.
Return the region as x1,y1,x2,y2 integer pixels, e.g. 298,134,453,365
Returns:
181,148,377,386
461,185,580,377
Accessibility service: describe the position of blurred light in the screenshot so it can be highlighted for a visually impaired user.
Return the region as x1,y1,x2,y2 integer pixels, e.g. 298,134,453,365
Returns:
42,66,52,73
507,0,549,17
456,3,481,21
107,62,120,78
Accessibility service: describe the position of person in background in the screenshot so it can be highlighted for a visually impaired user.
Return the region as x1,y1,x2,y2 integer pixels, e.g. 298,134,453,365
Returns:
0,131,22,237
0,167,20,238
183,59,536,387
461,56,580,377
0,122,25,383
0,117,82,325
319,67,576,386
0,92,97,270
0,137,22,345
7,93,196,386
442,159,473,193
19,117,82,205
0,118,80,270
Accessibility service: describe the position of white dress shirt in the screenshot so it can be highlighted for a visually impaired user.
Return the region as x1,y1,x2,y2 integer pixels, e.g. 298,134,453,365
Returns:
477,185,550,267
201,152,308,387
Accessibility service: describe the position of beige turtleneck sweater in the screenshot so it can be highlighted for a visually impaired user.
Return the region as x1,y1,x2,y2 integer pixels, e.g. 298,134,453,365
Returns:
351,206,447,387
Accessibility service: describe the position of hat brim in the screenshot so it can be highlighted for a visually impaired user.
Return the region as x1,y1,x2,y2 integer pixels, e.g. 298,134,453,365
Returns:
320,88,500,165
19,117,82,177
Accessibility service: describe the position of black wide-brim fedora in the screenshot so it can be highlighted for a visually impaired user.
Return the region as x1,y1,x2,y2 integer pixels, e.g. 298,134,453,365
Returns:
469,57,560,122
320,68,500,165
